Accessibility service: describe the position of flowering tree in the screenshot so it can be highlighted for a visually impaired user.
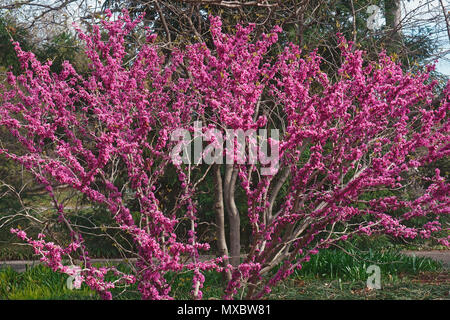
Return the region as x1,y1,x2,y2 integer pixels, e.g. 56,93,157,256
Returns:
0,10,449,300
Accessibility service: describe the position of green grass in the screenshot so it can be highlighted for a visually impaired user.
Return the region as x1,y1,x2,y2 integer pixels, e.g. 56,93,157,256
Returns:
0,265,98,300
293,247,443,281
0,248,447,300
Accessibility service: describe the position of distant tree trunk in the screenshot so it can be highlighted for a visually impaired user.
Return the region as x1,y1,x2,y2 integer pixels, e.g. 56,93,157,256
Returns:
385,0,402,45
439,0,450,42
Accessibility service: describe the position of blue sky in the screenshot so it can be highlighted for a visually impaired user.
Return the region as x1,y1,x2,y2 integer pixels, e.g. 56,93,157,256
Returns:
402,0,450,76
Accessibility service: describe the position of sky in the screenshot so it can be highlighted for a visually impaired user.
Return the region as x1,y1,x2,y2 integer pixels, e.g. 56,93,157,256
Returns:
401,0,450,76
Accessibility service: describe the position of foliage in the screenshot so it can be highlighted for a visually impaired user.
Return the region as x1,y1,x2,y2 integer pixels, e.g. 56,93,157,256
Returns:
0,14,33,73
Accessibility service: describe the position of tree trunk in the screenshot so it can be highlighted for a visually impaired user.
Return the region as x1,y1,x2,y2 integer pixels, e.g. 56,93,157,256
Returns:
224,164,241,267
213,164,232,281
385,0,402,41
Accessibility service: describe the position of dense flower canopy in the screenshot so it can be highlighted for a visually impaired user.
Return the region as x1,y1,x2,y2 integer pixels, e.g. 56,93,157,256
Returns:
1,10,449,299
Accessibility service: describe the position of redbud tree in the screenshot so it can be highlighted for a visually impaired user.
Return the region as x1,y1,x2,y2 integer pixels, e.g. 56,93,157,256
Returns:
0,11,449,300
